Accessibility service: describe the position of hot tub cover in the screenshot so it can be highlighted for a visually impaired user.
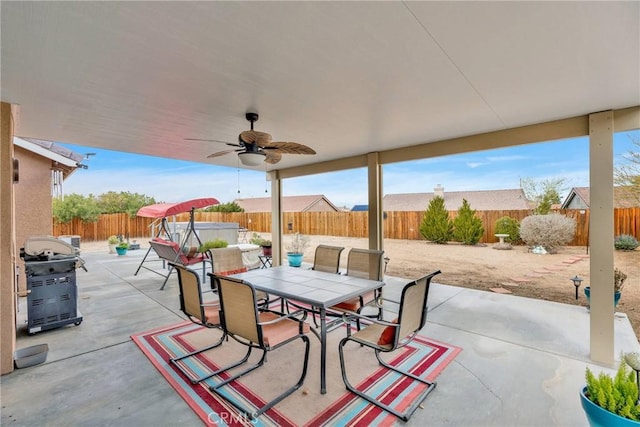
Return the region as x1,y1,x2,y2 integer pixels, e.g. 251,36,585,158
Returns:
136,197,220,218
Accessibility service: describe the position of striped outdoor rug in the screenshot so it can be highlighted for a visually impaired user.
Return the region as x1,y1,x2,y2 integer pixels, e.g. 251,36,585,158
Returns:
132,321,460,426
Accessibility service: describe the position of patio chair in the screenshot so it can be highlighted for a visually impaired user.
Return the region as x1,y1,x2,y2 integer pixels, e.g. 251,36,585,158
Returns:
312,244,345,273
330,248,385,329
338,270,442,422
168,263,226,385
209,247,269,305
209,274,311,419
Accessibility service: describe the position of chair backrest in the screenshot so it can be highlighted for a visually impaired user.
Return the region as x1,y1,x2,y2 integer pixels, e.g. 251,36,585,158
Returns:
171,263,206,322
211,247,247,275
346,248,384,281
396,270,441,342
215,275,262,345
313,245,345,273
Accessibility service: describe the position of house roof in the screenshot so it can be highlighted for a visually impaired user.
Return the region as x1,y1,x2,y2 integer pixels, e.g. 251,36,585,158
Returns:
234,195,339,213
13,137,83,178
383,188,530,211
561,186,640,208
351,205,368,212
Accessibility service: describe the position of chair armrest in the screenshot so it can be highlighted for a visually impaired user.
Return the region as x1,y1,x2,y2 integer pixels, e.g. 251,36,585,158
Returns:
341,310,397,327
258,309,308,325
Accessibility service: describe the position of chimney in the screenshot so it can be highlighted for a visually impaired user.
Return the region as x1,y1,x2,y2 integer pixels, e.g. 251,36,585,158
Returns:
434,184,444,198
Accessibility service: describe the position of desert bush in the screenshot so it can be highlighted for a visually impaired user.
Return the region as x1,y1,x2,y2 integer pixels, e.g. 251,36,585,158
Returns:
520,214,575,253
453,199,484,245
494,216,521,244
420,196,453,244
614,234,639,251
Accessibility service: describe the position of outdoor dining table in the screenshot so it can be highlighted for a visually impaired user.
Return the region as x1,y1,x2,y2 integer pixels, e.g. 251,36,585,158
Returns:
230,265,385,394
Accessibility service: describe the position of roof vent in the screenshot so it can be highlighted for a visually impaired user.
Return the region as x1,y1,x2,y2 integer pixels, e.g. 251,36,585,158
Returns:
434,184,444,198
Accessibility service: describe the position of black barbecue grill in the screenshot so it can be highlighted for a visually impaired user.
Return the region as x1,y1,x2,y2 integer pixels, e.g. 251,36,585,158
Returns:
20,236,85,334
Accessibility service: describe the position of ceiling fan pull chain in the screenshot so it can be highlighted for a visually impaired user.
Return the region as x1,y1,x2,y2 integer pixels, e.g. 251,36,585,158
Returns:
237,158,241,194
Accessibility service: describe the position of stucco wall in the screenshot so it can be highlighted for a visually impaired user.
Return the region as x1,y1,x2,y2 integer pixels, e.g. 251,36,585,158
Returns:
14,146,53,292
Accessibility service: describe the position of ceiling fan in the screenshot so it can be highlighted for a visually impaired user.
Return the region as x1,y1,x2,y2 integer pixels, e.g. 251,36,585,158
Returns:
186,112,316,166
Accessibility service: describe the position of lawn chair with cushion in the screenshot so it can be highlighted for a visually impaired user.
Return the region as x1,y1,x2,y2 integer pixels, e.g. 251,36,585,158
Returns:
168,263,226,384
330,248,385,329
288,244,345,319
149,237,212,290
338,270,441,422
208,247,269,305
209,274,311,419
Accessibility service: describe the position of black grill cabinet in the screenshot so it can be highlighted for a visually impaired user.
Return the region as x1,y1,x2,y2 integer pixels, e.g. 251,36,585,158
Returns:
20,236,84,334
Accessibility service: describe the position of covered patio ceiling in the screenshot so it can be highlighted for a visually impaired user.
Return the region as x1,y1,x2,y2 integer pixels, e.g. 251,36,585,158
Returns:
2,2,638,171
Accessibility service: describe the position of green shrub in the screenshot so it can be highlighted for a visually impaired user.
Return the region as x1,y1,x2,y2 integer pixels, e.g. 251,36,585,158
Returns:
198,239,228,252
452,199,484,245
520,214,575,254
420,196,453,244
585,356,639,421
615,234,639,251
495,216,521,244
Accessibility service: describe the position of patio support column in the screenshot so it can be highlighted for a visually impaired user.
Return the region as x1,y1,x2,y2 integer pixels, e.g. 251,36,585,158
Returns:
367,153,383,251
269,171,282,266
1,102,16,374
589,110,614,365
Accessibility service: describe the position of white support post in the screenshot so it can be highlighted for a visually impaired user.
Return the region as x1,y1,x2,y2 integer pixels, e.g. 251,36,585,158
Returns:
589,110,614,365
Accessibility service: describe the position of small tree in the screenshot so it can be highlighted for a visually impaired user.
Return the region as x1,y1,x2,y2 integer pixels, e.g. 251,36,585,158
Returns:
205,202,244,212
521,177,566,215
495,216,521,244
520,214,576,253
53,193,101,223
420,196,453,244
615,132,640,204
453,199,484,245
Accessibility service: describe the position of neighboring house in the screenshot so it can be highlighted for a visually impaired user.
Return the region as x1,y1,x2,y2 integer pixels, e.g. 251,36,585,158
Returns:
383,185,530,211
13,137,83,291
351,205,368,212
234,195,339,213
561,186,640,209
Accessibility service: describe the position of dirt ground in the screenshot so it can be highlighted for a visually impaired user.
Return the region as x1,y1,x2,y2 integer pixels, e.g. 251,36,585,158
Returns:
81,236,640,339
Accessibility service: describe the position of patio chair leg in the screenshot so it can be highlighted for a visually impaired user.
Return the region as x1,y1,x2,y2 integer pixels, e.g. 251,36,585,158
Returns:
210,335,310,420
170,332,226,384
338,338,437,422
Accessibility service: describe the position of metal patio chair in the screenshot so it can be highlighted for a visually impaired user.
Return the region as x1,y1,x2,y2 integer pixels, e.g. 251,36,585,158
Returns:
338,270,441,422
209,274,311,419
168,263,226,384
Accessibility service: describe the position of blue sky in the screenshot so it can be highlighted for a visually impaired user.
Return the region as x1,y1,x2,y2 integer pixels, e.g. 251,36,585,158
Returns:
59,130,639,209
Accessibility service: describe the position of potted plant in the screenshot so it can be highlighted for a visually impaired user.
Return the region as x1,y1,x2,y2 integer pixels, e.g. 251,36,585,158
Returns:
107,235,119,254
286,233,309,267
259,240,272,257
249,233,273,256
584,268,628,308
115,241,129,256
580,353,640,426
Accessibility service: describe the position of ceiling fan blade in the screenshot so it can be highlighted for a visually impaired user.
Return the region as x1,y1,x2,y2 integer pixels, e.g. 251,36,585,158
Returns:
240,130,272,146
262,141,316,155
207,149,241,158
265,151,282,164
185,138,242,148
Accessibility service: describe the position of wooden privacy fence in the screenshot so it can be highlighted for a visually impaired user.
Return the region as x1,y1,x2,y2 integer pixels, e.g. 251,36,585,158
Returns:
53,208,640,246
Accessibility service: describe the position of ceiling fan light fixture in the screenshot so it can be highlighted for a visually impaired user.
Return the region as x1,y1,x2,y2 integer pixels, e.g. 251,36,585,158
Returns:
238,151,266,166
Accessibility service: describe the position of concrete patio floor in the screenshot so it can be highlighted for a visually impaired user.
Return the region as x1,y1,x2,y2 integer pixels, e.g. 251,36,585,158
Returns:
2,246,639,426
